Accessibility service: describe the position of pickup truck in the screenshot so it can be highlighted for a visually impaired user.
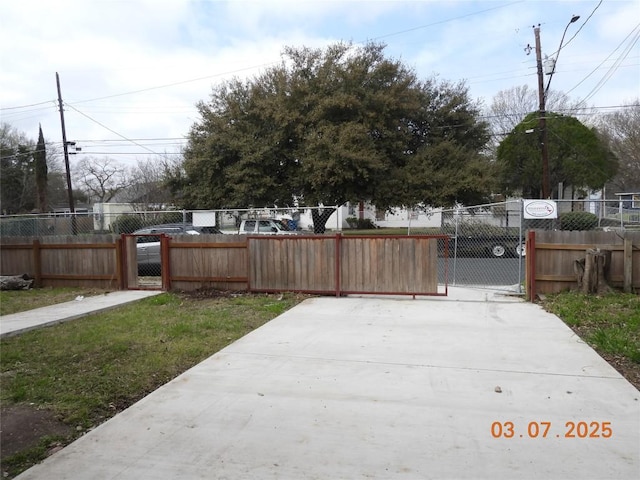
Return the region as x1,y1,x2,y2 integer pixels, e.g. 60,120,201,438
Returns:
237,219,300,235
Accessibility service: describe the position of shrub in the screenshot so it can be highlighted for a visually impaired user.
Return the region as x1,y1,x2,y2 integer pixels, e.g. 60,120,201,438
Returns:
559,211,598,231
110,215,145,234
156,211,184,224
346,217,377,229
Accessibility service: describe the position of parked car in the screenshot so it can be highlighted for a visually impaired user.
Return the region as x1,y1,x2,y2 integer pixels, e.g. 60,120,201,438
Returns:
237,219,301,235
134,223,222,274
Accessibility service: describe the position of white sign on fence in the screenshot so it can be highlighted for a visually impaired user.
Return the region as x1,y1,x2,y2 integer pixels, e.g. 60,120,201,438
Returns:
192,211,217,226
523,200,558,219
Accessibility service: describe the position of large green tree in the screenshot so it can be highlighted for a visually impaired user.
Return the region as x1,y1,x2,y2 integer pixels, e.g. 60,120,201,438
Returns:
496,112,617,199
1,123,70,214
175,42,491,231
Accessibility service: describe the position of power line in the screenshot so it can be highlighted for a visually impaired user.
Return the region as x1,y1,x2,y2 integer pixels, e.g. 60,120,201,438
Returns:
67,62,279,105
364,0,525,42
568,23,640,104
0,100,56,111
64,104,172,160
5,4,527,112
550,0,602,56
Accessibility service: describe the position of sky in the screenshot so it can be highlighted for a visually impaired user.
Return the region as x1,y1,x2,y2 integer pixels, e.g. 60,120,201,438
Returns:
1,0,638,168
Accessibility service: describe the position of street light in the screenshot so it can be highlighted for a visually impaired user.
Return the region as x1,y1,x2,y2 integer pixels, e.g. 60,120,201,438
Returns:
534,15,580,199
545,15,580,97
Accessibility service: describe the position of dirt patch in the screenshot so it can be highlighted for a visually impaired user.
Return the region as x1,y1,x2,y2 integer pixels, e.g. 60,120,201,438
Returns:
597,352,640,391
0,405,74,458
565,324,640,392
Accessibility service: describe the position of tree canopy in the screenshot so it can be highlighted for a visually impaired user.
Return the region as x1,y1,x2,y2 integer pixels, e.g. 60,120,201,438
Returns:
34,125,48,213
496,112,617,198
173,42,492,228
1,123,37,214
0,123,71,214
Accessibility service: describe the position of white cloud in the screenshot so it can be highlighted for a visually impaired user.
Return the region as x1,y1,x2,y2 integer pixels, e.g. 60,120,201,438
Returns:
1,0,638,168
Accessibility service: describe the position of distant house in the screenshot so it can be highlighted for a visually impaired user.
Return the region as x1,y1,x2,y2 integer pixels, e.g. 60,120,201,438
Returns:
338,202,442,230
92,181,175,232
286,202,443,231
92,202,137,232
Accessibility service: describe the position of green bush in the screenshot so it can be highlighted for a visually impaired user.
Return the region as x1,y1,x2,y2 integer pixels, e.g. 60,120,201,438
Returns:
110,215,145,234
346,217,377,229
110,212,186,234
156,211,184,224
559,211,598,231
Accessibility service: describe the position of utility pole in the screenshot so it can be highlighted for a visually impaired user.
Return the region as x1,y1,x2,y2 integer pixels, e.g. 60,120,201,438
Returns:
534,26,550,199
56,72,77,234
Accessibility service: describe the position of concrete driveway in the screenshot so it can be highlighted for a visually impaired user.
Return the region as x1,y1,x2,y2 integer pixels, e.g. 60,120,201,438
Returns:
15,288,640,479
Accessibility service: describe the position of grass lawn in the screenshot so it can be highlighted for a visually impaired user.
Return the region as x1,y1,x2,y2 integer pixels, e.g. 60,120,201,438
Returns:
542,291,640,389
0,289,305,478
0,287,112,316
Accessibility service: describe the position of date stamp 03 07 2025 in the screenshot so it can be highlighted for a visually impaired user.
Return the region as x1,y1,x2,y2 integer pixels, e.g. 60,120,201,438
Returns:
491,421,613,439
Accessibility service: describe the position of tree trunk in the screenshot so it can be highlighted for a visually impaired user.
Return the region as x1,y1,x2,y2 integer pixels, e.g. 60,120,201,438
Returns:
574,249,612,295
311,207,337,234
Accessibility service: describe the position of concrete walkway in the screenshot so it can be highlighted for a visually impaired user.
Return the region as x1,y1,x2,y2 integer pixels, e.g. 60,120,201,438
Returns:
0,290,163,338
9,288,640,479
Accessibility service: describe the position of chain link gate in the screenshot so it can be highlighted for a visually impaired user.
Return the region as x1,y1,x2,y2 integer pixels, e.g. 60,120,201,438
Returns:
439,201,525,292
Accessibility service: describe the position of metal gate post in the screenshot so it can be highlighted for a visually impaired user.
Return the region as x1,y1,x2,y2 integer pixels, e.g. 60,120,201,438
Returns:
335,233,341,297
452,209,459,286
518,199,524,293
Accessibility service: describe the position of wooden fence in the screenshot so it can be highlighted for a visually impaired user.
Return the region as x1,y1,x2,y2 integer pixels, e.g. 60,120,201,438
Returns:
0,235,122,290
158,234,248,292
0,234,445,297
246,235,442,296
526,230,639,298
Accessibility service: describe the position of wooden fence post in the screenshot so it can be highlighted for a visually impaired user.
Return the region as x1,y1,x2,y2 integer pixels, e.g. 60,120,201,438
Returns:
161,235,171,291
624,237,632,294
33,239,42,288
526,230,536,301
115,238,124,290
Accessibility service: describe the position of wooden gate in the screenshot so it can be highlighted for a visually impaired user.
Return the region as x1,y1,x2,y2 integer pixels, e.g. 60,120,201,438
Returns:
247,234,448,297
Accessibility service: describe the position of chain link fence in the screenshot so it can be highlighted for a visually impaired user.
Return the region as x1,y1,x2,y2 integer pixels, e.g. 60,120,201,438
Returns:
2,198,638,290
0,206,341,237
